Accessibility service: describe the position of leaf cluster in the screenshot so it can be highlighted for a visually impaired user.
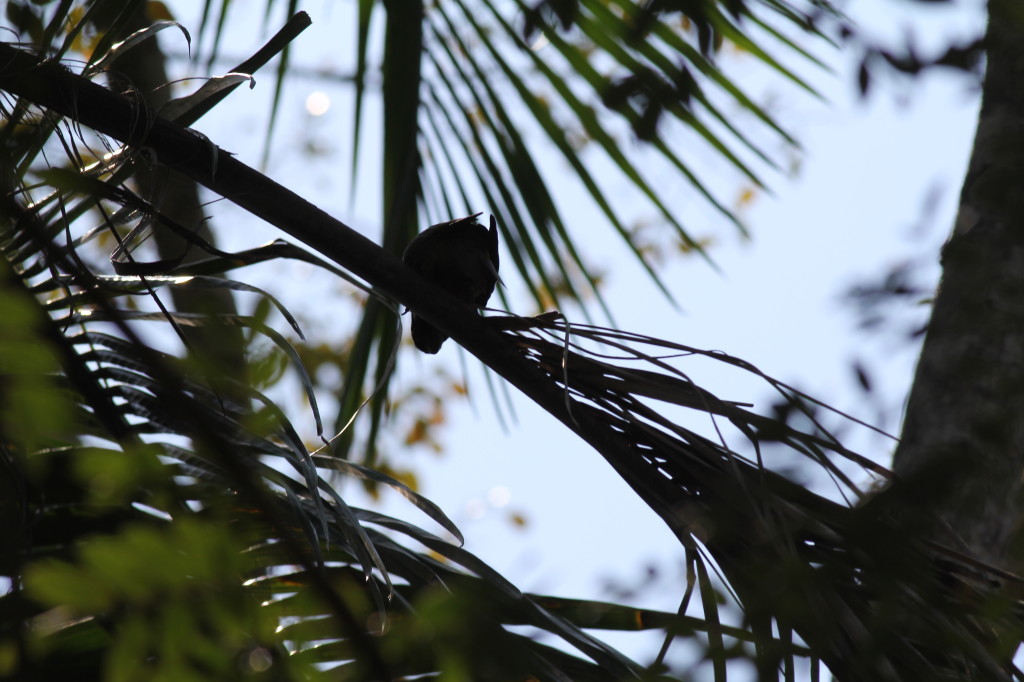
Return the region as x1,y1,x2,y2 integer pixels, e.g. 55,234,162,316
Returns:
0,8,690,680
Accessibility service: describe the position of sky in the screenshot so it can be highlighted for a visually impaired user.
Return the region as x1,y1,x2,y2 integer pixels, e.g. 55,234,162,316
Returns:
161,0,987,675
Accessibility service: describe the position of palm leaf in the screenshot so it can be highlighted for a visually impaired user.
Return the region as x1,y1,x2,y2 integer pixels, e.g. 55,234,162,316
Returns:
0,38,747,680
320,0,836,469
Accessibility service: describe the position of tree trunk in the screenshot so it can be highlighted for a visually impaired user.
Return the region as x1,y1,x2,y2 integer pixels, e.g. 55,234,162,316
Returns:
893,0,1024,572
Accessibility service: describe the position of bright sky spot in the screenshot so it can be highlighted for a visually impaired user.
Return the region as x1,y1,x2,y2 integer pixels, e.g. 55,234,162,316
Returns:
305,91,331,116
487,485,511,507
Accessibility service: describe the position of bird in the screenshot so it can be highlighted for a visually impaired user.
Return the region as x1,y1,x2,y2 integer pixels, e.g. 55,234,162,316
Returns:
402,213,500,354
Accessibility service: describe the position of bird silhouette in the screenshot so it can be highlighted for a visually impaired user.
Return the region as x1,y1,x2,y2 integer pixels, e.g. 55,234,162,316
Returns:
402,213,500,354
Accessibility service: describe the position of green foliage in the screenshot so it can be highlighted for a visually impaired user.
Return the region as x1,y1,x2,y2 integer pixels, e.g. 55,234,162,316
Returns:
0,278,74,453
25,519,279,682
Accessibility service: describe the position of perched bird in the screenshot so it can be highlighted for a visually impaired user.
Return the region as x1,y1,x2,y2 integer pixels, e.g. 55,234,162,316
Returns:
402,213,500,354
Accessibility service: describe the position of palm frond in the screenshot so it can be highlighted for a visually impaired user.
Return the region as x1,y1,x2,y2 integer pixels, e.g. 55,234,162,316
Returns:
491,311,1024,679
328,0,839,468
0,37,743,680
